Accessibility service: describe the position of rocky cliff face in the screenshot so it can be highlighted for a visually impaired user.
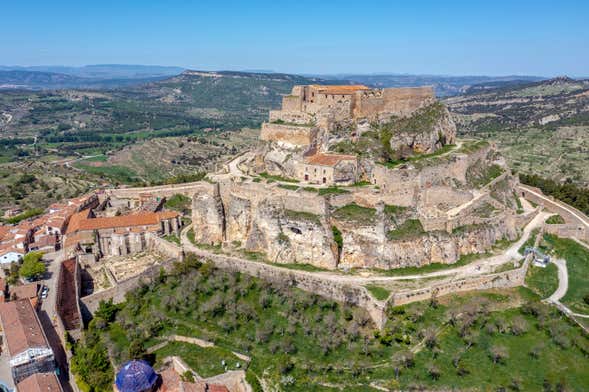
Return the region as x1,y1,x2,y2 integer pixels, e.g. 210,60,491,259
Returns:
331,202,517,270
192,184,338,269
191,183,225,245
385,103,457,158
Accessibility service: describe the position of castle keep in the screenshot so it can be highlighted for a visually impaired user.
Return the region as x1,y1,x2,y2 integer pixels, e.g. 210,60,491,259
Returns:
259,84,441,186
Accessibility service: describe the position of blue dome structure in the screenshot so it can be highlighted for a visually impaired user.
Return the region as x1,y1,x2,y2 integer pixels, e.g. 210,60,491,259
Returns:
115,360,159,392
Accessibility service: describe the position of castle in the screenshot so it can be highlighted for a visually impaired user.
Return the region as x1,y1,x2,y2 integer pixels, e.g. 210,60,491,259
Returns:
183,84,523,271
259,84,441,186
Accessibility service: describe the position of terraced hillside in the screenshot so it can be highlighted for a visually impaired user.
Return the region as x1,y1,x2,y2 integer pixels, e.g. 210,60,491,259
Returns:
80,128,260,184
445,77,589,185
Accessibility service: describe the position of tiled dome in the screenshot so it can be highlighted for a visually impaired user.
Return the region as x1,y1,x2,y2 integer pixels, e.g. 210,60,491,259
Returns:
115,360,158,392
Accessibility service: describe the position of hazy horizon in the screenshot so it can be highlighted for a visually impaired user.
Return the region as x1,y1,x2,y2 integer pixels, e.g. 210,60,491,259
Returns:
0,63,578,79
2,1,588,77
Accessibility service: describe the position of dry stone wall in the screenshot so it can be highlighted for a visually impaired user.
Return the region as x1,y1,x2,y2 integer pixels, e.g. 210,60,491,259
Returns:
188,248,388,329
388,259,528,307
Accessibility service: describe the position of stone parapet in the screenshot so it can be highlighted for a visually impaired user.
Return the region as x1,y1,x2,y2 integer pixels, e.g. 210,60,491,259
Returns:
260,122,317,147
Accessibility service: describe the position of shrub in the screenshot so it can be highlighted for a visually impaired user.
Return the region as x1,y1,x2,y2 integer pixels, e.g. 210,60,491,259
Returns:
19,251,46,280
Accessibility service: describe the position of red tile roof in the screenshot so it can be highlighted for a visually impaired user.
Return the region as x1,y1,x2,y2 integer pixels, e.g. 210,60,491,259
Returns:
17,372,63,392
0,299,50,357
305,153,357,167
30,234,58,249
311,84,369,95
10,283,39,300
0,225,10,241
66,210,178,234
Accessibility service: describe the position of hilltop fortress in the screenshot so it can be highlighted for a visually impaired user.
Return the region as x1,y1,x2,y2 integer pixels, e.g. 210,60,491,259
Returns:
182,84,524,270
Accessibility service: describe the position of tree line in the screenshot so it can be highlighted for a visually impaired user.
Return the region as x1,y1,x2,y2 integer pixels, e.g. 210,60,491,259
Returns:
519,173,589,215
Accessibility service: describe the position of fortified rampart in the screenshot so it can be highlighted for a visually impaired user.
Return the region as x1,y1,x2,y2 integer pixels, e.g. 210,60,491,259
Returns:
387,258,529,307
543,224,589,242
370,142,494,208
105,181,212,201
518,184,589,242
354,86,435,119
260,122,317,147
55,258,83,334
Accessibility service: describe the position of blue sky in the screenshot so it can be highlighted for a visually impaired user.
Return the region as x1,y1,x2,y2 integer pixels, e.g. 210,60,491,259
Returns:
2,0,588,76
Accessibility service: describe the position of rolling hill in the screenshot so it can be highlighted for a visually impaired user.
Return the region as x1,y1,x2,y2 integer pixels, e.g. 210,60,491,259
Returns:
445,77,589,185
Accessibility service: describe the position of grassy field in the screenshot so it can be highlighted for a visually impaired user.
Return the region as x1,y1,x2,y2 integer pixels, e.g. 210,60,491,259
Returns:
71,257,589,391
546,214,566,224
153,341,243,378
332,203,376,225
365,285,391,300
543,235,589,314
525,263,559,299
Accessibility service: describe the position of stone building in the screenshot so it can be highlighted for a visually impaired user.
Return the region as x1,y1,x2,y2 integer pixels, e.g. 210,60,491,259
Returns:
16,373,63,392
261,84,435,149
0,299,55,384
296,153,358,185
64,209,181,258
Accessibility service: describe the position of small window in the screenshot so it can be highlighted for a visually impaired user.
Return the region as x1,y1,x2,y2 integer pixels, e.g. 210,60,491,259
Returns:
322,177,326,184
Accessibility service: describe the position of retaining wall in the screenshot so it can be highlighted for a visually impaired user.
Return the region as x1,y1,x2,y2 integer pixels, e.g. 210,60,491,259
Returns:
387,258,529,308
80,257,177,316
518,184,589,242
55,258,83,334
191,249,388,329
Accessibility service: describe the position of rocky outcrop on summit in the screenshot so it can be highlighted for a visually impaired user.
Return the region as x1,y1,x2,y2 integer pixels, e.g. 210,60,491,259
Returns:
387,104,457,157
192,182,338,269
187,83,526,271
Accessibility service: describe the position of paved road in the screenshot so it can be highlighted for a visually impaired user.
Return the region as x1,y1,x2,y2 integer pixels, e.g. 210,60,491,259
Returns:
40,251,74,392
544,255,589,320
547,258,568,303
520,185,589,228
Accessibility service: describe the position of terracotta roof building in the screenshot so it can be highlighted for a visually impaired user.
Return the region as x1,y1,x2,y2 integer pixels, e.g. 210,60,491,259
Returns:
0,299,55,383
0,278,6,303
296,153,358,186
63,208,181,259
16,372,63,392
10,283,39,301
310,84,370,95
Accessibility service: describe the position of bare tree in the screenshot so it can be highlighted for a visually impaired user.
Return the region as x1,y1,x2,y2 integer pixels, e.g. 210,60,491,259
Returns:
489,345,509,364
510,316,529,336
427,362,441,380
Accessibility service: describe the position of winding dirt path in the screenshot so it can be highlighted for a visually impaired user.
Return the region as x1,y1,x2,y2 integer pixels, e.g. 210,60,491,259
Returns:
181,210,549,287
547,258,568,303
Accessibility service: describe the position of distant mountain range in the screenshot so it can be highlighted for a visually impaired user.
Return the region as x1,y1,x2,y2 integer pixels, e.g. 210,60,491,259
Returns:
0,64,185,90
0,64,549,95
318,73,546,96
0,64,184,78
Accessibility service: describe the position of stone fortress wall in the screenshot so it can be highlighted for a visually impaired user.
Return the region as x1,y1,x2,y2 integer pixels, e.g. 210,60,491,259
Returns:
261,84,436,148
105,181,212,200
518,184,589,242
387,256,529,308
259,123,317,147
354,86,435,119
